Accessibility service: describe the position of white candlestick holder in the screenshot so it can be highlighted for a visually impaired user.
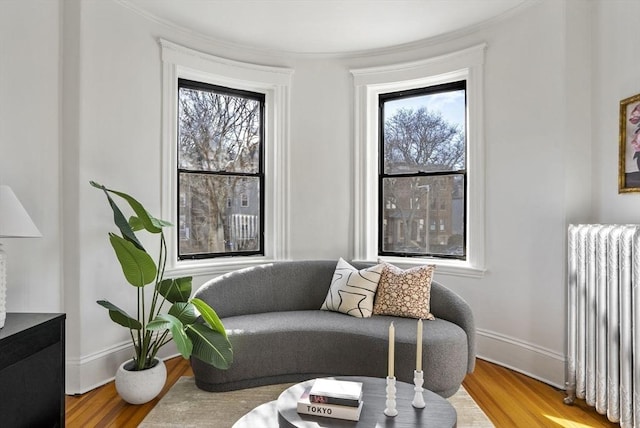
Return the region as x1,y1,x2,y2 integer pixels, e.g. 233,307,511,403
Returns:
384,376,398,417
412,370,425,408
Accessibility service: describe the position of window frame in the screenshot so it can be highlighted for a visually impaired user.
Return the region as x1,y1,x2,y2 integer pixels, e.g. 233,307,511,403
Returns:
176,78,266,259
351,44,486,278
161,39,293,276
378,80,467,260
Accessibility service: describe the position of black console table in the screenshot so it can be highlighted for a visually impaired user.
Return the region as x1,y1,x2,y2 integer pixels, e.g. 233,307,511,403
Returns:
0,313,66,428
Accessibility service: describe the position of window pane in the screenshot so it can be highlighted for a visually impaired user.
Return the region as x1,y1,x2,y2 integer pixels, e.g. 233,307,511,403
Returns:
381,175,464,257
383,89,465,174
179,173,261,256
178,87,261,173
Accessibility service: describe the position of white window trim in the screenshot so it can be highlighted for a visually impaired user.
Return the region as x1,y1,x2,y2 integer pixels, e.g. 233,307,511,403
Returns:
350,44,487,278
160,39,293,276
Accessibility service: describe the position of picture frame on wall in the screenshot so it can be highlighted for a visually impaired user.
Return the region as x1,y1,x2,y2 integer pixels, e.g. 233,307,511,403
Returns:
619,93,640,193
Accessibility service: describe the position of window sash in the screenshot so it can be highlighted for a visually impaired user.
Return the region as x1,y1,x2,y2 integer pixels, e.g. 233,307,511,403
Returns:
177,80,266,259
378,82,467,260
378,172,466,259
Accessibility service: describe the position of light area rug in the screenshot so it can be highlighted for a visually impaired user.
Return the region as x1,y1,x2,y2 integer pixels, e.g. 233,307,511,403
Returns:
139,377,494,428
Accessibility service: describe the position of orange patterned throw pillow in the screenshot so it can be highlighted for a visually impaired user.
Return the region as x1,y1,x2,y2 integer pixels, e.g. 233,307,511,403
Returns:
372,262,436,320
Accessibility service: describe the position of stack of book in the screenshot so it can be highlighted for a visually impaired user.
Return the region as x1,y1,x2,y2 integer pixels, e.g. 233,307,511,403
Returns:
297,378,364,421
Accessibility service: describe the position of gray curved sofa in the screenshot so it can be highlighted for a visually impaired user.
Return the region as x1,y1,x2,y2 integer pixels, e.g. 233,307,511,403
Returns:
191,260,475,398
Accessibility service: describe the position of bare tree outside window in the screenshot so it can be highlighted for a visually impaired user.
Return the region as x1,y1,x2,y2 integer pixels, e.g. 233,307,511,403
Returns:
177,79,264,258
379,81,466,259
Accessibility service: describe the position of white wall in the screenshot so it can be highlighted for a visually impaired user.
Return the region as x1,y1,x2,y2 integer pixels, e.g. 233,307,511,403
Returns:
593,0,640,221
0,1,62,315
3,0,633,393
288,59,354,259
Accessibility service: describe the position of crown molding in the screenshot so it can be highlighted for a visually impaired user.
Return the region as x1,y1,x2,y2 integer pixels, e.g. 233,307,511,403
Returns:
116,0,538,60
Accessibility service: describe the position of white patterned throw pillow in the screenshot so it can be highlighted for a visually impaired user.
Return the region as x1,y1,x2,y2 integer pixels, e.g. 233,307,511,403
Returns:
320,258,384,318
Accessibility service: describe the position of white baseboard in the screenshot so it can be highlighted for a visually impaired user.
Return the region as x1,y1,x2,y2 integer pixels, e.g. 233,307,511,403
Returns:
476,328,566,390
65,341,179,395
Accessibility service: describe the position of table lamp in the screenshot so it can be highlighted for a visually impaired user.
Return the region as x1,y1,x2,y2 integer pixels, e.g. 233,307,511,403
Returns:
0,185,41,328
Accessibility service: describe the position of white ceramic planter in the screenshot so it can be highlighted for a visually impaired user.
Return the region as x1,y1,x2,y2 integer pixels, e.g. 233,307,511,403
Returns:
115,358,167,404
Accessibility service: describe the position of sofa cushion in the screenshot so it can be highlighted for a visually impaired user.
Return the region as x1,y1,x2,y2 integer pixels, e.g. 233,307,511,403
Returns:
320,258,384,318
191,310,468,397
373,262,436,320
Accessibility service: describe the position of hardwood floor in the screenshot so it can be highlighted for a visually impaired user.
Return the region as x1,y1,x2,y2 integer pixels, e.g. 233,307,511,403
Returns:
465,359,618,428
65,357,619,427
65,357,193,427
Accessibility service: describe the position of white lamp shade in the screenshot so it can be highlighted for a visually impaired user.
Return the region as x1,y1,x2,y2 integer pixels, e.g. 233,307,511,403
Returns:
0,185,41,238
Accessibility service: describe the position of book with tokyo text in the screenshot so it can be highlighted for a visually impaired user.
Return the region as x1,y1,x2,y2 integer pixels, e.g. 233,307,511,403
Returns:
297,386,363,421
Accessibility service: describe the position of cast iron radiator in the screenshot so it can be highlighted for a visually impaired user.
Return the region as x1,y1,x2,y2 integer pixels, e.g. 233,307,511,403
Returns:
566,224,640,426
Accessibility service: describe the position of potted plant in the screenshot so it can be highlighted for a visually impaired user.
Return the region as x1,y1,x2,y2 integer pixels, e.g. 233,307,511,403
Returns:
91,181,233,404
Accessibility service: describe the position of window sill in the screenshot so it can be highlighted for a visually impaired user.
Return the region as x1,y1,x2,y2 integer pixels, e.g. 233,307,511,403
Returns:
355,257,486,279
165,256,289,278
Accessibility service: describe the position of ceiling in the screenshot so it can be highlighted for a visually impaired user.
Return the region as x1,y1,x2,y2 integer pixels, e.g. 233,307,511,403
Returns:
121,0,529,55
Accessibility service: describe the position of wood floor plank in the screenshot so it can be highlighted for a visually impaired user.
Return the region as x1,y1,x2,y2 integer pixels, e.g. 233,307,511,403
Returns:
64,357,619,427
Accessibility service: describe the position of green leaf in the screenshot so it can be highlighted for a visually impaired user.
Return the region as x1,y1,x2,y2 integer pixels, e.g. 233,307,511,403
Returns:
107,188,170,234
91,181,144,250
97,300,142,330
158,277,192,303
190,298,227,338
90,181,172,235
147,314,193,359
186,323,233,369
109,233,157,287
169,302,198,326
129,216,145,232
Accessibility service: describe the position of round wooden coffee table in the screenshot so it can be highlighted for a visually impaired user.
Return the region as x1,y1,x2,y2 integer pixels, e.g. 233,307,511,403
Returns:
234,376,457,428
